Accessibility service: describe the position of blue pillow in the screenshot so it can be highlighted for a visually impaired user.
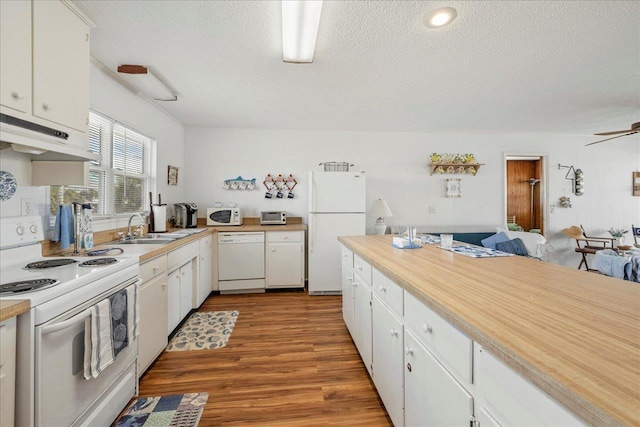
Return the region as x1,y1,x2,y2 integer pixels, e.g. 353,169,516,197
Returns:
481,232,510,249
495,238,529,256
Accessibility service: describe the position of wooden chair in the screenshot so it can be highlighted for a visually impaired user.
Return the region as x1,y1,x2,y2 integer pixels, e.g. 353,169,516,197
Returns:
561,225,616,271
632,224,640,248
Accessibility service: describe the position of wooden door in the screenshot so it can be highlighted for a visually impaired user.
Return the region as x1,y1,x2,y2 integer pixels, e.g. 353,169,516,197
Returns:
507,160,542,233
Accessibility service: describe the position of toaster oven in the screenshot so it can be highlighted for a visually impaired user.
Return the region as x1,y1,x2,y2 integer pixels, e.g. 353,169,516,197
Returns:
207,208,242,226
260,211,286,225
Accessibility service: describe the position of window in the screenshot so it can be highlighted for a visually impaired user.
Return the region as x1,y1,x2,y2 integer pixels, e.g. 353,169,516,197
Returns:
50,111,153,219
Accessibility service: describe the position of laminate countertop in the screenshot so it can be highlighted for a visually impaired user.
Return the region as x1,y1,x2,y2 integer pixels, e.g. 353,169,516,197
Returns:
338,235,640,426
94,224,306,263
0,300,30,322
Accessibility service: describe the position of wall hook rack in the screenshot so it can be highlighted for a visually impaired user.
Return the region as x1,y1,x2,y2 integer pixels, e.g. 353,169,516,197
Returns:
263,173,297,199
558,164,584,196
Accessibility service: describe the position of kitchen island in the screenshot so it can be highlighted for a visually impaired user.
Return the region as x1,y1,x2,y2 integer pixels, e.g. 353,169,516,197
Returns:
339,235,639,426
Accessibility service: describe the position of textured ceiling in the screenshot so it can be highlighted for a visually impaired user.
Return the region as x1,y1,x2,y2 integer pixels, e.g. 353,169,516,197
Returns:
75,0,640,136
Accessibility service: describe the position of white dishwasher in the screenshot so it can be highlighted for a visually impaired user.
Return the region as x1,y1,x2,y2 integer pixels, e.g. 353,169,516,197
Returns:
218,232,265,293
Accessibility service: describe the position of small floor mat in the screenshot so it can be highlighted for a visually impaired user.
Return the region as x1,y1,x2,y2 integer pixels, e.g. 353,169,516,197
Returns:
115,392,208,426
166,311,239,351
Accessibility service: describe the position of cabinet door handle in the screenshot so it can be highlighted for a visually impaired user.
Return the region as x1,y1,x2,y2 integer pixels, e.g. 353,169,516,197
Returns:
11,92,24,100
404,346,414,356
283,236,288,240
423,324,433,334
42,103,53,111
162,282,167,290
390,328,398,337
379,285,386,292
271,248,276,252
153,267,158,274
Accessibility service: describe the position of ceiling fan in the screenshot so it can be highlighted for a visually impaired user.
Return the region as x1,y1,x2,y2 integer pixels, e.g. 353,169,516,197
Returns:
585,121,640,146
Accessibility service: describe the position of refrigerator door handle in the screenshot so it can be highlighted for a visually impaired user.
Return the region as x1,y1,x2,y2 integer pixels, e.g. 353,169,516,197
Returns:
309,214,314,253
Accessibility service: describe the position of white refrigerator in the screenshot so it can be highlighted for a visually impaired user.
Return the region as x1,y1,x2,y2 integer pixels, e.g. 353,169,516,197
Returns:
308,171,366,295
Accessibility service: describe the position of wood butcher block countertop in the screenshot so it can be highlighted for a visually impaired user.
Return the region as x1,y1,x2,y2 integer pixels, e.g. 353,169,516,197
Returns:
0,300,30,322
338,235,640,426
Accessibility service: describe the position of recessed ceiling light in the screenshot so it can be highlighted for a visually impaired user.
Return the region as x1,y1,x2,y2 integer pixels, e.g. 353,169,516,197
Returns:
423,7,457,28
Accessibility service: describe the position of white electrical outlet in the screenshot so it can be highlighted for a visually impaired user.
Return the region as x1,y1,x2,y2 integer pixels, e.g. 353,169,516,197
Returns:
428,205,437,214
21,198,34,216
251,208,258,216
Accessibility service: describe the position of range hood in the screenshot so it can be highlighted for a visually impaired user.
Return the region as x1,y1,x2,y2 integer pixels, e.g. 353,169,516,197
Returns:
0,114,100,162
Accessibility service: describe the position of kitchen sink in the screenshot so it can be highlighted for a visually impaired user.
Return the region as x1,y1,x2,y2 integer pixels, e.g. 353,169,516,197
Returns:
110,235,180,245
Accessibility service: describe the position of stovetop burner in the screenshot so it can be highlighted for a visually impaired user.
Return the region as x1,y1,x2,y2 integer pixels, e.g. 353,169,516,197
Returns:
25,259,78,269
0,278,60,294
79,258,118,267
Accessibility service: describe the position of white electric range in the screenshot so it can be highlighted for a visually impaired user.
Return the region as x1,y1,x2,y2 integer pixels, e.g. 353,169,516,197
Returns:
0,216,140,427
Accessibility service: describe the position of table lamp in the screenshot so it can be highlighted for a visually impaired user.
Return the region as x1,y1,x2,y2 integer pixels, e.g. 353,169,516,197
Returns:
371,198,393,235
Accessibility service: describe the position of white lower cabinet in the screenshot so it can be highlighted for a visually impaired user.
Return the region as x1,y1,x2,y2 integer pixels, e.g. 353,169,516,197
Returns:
196,245,213,307
265,231,304,289
168,261,193,334
353,273,373,376
474,345,584,426
0,317,17,427
138,274,168,374
404,330,473,426
341,264,355,335
342,252,585,427
372,296,404,427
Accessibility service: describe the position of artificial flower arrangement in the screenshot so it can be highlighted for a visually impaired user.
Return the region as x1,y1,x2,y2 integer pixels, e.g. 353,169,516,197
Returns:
608,228,628,238
429,153,476,164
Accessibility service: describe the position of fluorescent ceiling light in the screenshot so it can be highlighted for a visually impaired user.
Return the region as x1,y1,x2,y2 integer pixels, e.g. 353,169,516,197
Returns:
424,7,457,28
282,0,323,63
117,65,177,101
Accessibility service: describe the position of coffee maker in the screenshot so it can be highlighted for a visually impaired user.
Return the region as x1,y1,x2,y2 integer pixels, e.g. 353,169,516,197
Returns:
174,203,198,228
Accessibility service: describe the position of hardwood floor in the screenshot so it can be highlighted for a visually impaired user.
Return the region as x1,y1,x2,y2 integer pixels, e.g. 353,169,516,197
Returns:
136,291,392,426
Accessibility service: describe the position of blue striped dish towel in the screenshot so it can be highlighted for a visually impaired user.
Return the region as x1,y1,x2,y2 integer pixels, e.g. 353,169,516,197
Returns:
84,284,138,379
53,204,75,249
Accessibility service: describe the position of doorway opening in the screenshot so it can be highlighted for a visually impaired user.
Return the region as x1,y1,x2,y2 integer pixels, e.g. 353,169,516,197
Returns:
505,155,546,235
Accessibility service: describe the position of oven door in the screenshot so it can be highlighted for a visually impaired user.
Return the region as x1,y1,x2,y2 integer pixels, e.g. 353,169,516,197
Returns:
34,282,138,426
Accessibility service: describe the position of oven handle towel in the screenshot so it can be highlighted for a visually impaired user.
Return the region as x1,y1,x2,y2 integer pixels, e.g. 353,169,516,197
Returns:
83,283,139,380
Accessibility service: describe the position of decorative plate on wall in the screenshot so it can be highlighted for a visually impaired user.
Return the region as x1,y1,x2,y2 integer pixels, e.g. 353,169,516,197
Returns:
0,171,18,201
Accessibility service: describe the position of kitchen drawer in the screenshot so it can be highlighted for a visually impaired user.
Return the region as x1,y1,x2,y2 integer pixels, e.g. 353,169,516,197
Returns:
341,245,353,269
372,268,403,316
199,234,212,251
404,290,473,386
168,241,199,271
139,255,168,282
353,254,371,284
474,344,584,426
266,231,302,243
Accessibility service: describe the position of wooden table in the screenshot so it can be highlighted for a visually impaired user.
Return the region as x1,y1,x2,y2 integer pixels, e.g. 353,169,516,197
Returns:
338,235,640,426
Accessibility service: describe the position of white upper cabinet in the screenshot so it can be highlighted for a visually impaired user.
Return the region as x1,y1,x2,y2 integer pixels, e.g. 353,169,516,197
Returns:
0,1,31,114
32,0,91,133
0,0,94,151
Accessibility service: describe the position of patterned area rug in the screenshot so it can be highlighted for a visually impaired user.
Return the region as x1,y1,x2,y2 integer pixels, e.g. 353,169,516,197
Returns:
166,311,239,351
115,392,208,426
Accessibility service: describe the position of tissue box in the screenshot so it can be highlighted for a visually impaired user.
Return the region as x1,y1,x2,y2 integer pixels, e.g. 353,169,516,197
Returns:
392,237,422,249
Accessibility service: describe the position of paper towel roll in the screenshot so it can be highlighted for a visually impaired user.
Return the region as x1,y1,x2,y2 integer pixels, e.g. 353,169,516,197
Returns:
152,205,167,232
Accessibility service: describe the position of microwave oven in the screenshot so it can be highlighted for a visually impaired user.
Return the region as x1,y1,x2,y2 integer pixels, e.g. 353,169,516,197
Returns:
207,208,243,226
260,211,286,225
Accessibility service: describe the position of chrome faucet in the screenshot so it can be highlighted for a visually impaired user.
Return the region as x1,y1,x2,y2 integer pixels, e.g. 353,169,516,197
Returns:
127,213,146,239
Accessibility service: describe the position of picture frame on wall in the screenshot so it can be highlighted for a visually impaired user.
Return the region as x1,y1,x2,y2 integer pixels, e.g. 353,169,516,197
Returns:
168,165,179,186
445,178,461,198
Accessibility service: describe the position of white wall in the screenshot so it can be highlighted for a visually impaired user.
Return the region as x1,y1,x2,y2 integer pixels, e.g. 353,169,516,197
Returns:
90,62,185,218
0,63,185,232
184,127,639,267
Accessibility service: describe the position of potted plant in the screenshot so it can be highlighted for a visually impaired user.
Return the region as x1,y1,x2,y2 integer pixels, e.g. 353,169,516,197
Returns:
608,227,628,247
